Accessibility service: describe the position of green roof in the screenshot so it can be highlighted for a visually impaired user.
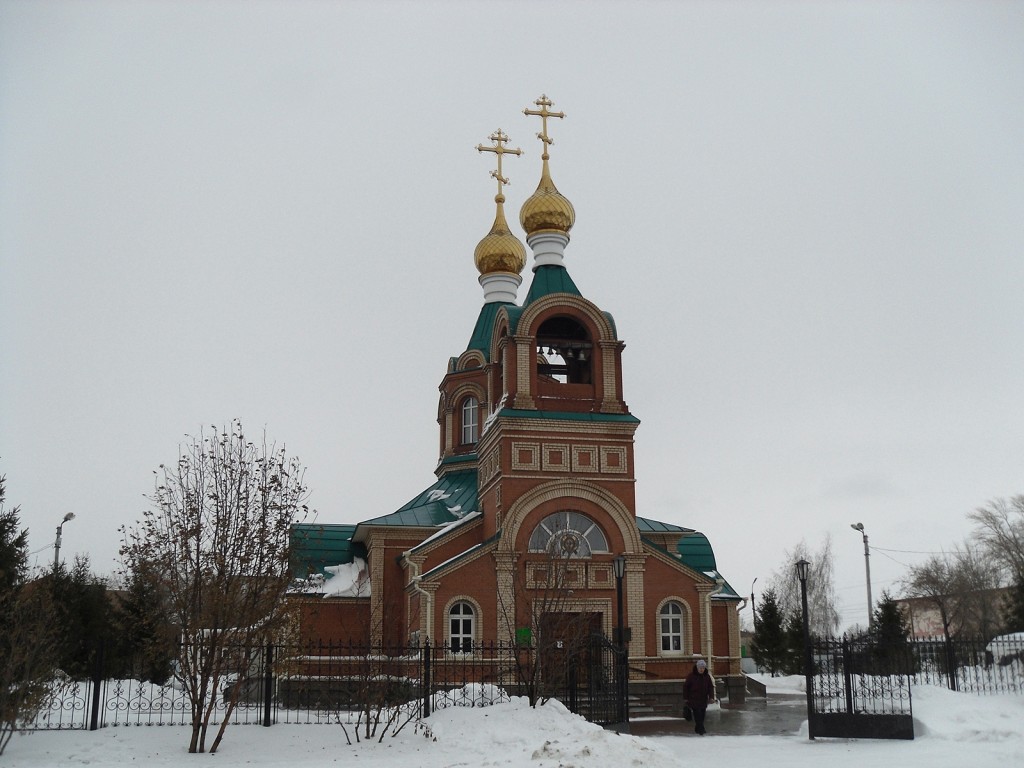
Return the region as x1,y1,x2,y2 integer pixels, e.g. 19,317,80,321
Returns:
525,265,581,305
677,531,717,571
637,517,695,534
290,523,366,578
465,301,512,356
355,469,479,530
495,408,640,425
676,531,741,600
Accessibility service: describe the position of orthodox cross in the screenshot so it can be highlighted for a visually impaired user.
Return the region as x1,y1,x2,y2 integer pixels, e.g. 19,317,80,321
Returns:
476,129,523,199
523,94,565,159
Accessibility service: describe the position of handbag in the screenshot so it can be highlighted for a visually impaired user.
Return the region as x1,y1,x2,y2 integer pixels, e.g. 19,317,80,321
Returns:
682,704,692,721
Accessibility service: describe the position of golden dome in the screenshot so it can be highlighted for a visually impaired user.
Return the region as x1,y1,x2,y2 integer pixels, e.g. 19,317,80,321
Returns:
474,194,527,275
519,159,575,237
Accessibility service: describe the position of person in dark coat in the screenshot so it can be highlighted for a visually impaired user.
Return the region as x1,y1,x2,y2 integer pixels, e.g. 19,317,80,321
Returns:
682,659,716,735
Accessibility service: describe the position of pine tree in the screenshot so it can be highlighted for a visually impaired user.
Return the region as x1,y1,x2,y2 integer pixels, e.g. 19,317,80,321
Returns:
749,587,788,676
0,478,28,596
870,590,915,674
0,475,60,755
783,608,806,676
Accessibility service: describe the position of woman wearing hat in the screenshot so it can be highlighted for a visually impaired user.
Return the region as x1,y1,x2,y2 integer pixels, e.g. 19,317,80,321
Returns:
682,659,716,735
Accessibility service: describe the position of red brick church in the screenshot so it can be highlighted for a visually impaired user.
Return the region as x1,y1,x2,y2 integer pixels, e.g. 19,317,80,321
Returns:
291,96,744,699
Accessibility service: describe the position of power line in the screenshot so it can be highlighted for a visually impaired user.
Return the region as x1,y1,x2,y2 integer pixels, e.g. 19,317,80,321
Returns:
871,545,949,556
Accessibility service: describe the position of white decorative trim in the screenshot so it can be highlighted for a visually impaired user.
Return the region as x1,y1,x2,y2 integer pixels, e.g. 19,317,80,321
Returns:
527,231,568,269
511,441,540,471
479,271,523,304
542,443,570,471
571,445,598,473
599,446,628,474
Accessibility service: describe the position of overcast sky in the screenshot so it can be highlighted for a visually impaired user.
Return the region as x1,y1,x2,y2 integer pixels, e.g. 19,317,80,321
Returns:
2,0,1022,630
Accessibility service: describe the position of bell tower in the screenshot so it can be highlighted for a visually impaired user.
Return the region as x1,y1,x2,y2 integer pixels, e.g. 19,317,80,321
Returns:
472,96,640,552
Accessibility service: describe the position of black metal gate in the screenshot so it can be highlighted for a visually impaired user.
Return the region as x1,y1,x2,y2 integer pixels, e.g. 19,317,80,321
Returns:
559,633,625,727
810,635,914,740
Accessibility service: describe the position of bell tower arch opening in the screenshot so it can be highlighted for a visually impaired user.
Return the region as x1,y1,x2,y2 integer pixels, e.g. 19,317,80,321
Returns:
536,315,592,385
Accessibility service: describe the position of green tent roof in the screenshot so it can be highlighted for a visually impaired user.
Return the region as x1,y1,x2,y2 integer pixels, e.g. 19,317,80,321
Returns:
465,301,513,356
524,265,581,305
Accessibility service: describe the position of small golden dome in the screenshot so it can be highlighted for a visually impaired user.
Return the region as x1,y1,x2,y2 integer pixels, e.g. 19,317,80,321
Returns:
475,194,527,275
519,160,576,237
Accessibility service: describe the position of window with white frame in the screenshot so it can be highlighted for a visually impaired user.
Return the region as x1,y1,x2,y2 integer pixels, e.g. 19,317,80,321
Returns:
461,397,479,445
660,601,684,653
449,601,475,653
527,511,609,558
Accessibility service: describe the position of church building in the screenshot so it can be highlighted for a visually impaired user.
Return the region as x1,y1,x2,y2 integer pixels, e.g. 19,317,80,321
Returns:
291,96,745,703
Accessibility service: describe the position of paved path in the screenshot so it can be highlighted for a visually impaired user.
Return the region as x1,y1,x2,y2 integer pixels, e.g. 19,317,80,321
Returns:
628,693,807,737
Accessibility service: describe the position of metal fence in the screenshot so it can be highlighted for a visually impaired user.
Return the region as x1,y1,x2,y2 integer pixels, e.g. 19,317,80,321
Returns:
810,635,915,739
909,634,1023,695
29,636,625,732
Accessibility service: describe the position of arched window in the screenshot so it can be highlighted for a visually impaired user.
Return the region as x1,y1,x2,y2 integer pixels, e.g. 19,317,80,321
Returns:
527,511,609,558
535,315,592,385
660,601,684,653
448,601,475,653
461,397,479,445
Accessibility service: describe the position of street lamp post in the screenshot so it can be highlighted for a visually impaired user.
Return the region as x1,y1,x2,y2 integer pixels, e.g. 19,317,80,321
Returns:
54,512,76,570
850,523,873,630
796,559,815,740
612,554,627,729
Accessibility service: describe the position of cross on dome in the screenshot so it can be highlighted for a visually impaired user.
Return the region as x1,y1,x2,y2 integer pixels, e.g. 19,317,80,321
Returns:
476,128,523,201
523,94,565,160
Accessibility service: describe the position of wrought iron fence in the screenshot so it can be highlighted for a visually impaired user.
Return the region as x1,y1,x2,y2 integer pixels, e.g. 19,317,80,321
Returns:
28,636,625,731
909,634,1023,695
810,635,915,738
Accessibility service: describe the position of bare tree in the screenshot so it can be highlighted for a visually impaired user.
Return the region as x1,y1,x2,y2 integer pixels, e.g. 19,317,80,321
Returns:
495,547,595,707
901,544,1004,639
968,495,1024,585
120,422,311,754
767,537,840,636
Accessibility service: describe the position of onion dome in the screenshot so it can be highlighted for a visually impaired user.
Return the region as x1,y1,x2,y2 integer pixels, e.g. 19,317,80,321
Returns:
519,161,575,238
519,94,575,239
474,193,527,276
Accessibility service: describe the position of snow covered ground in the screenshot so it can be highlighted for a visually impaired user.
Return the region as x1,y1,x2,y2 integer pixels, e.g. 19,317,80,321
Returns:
5,677,1023,767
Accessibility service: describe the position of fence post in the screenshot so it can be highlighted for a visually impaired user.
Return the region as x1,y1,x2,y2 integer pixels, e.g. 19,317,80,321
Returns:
842,636,854,715
262,642,274,727
422,640,432,718
944,636,959,692
89,639,105,731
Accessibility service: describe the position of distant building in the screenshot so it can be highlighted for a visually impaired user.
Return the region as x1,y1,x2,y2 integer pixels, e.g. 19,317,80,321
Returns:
896,587,1014,638
290,97,744,697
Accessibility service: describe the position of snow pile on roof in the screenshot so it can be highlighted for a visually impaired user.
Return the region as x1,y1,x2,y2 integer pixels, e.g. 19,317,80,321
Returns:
320,557,370,597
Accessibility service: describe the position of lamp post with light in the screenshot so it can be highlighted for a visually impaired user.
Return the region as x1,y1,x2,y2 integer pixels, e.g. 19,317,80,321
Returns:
612,555,628,729
850,522,873,630
796,558,815,740
53,512,75,570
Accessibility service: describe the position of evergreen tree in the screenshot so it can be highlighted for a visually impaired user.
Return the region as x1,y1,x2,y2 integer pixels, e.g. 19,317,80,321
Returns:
749,587,788,676
0,475,60,755
0,479,28,596
783,608,806,675
870,590,915,674
48,556,126,679
116,566,176,683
